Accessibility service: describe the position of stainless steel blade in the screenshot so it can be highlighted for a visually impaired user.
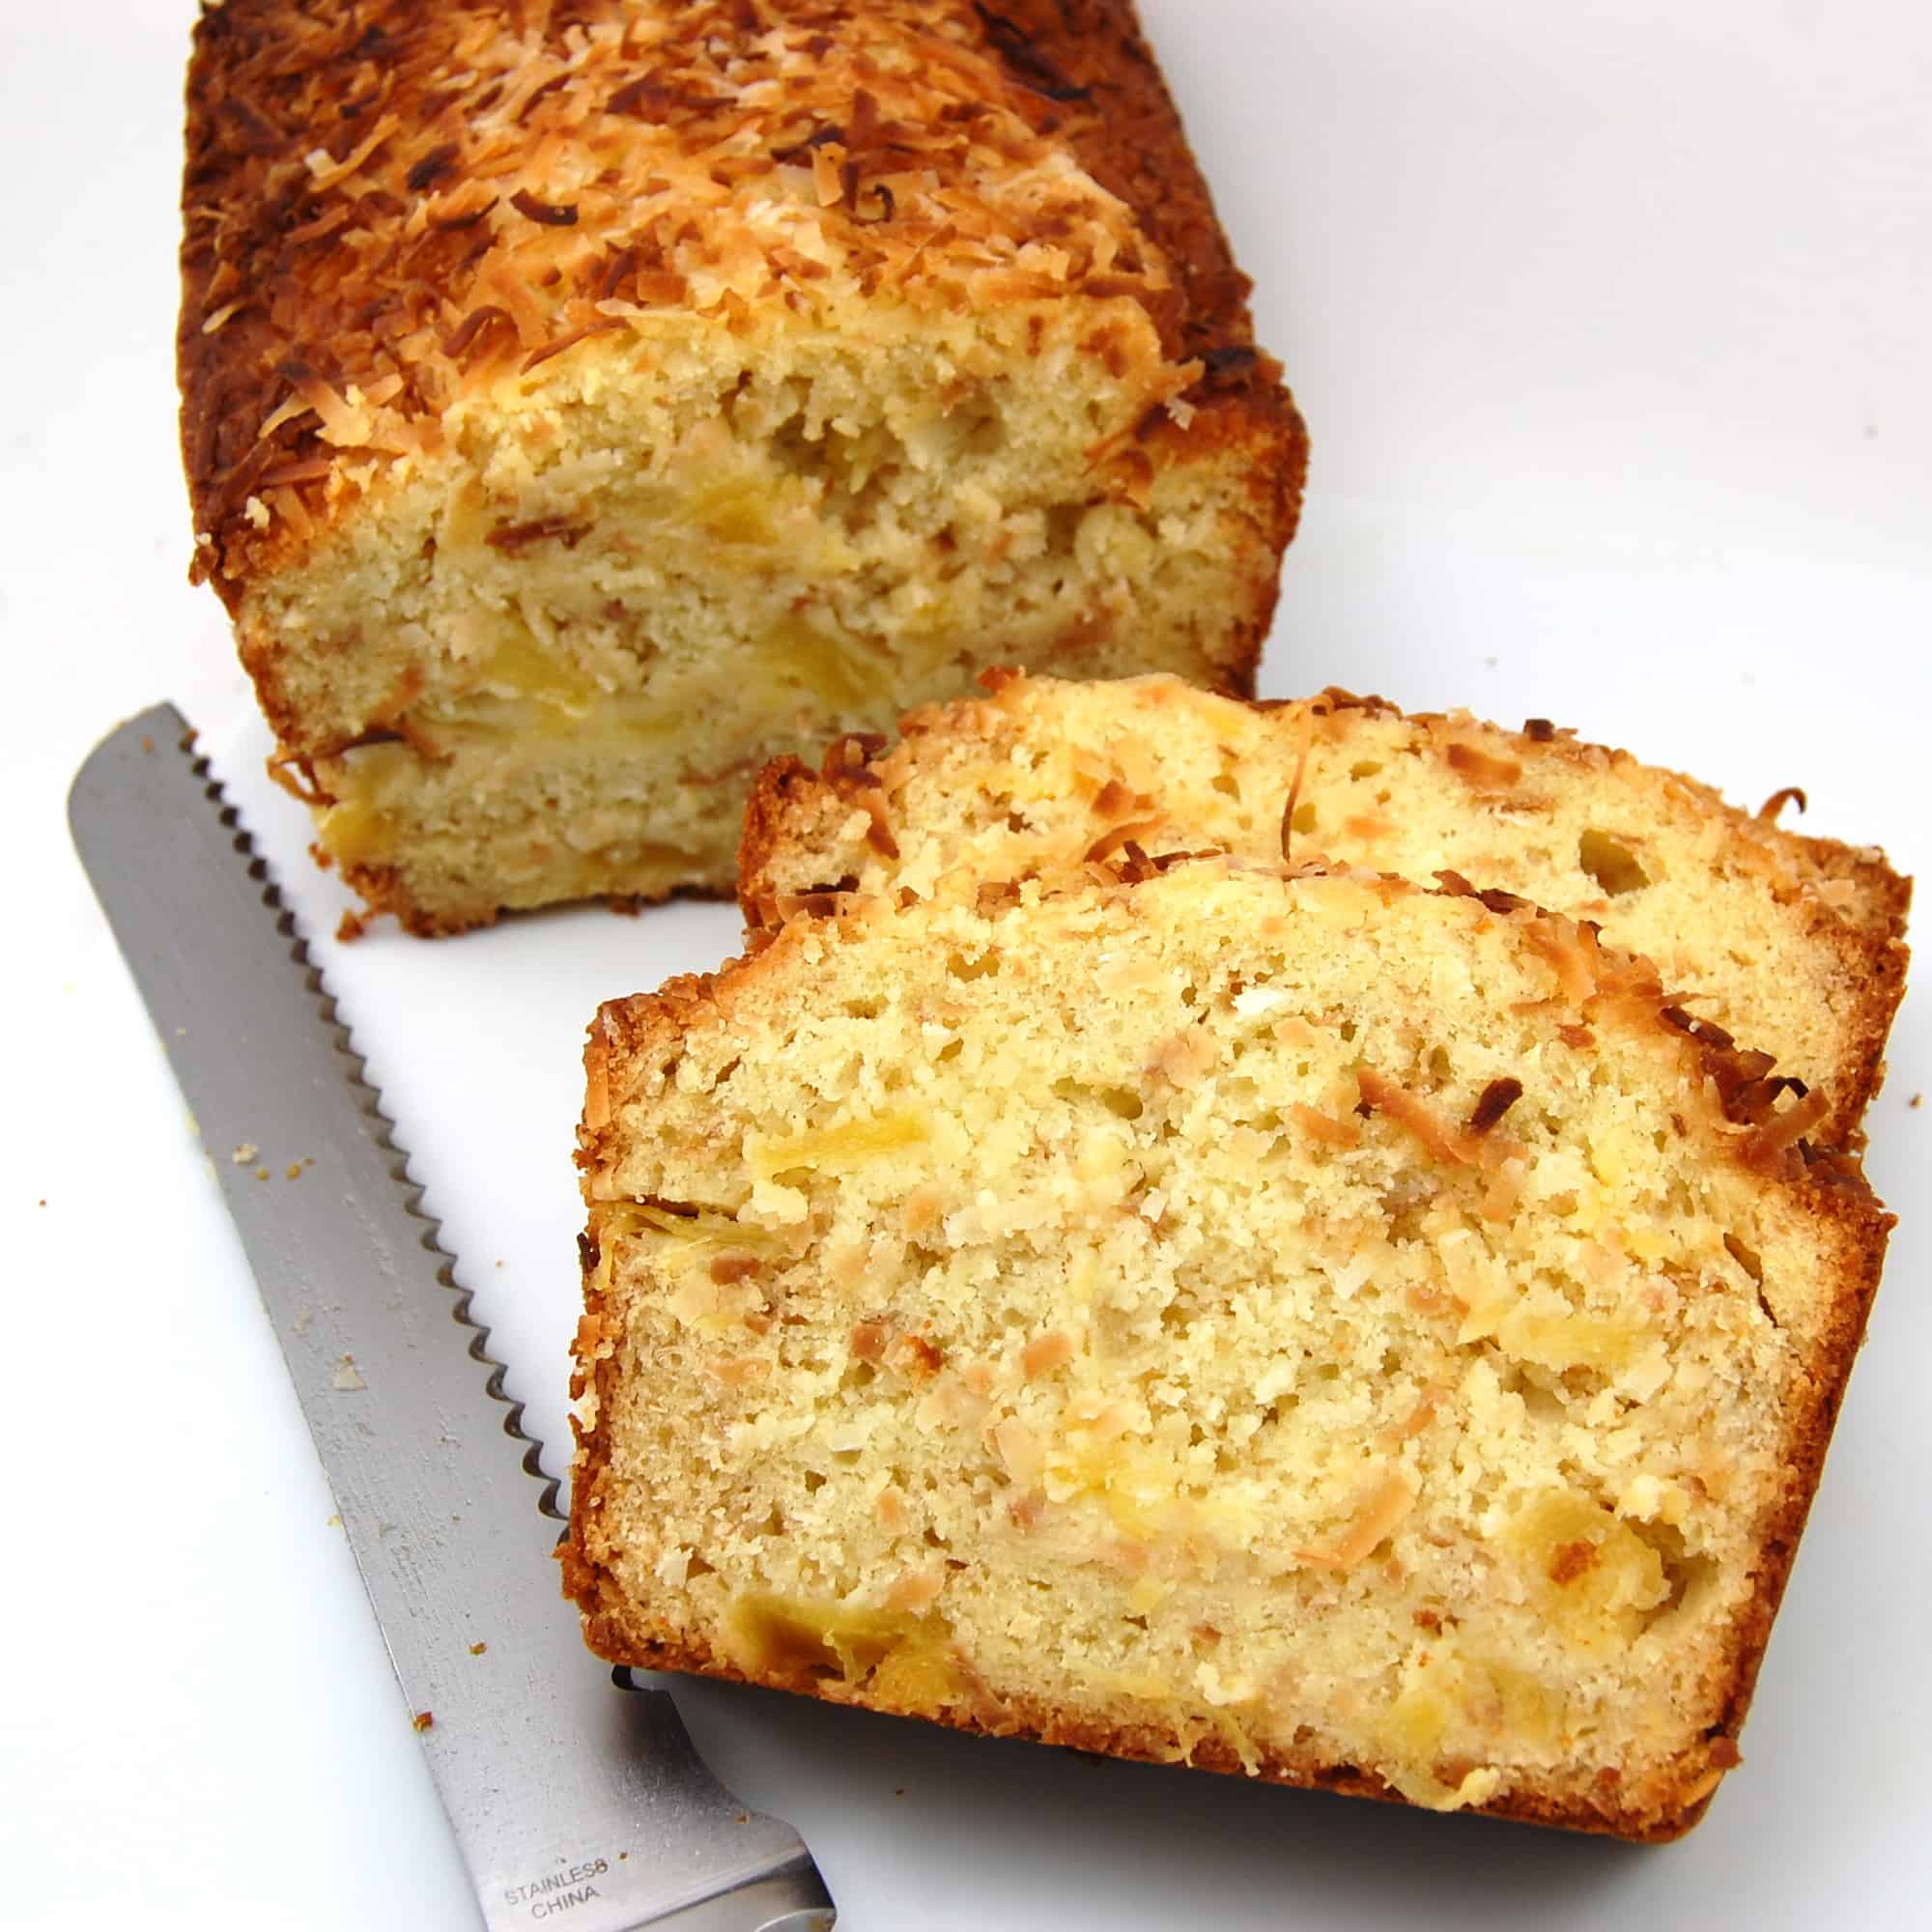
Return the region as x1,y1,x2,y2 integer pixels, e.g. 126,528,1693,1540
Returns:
69,706,835,1932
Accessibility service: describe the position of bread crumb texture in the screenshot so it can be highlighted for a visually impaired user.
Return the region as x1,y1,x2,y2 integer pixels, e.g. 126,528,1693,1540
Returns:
181,2,1305,931
741,672,1911,1150
567,863,1891,1840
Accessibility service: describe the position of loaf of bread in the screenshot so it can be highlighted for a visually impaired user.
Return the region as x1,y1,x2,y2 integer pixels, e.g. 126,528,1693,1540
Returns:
566,860,1890,1839
180,2,1305,933
741,671,1910,1148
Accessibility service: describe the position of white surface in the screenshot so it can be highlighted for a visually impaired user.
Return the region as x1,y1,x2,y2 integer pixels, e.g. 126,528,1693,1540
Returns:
3,2,1928,1927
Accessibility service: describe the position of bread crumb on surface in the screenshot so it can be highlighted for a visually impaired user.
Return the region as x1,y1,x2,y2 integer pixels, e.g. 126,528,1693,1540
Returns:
332,1357,366,1392
231,1143,258,1164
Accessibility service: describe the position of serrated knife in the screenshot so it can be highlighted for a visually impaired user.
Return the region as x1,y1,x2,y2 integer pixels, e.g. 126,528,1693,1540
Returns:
68,705,836,1932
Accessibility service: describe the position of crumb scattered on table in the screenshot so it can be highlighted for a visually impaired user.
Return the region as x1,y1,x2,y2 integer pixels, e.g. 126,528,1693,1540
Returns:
285,1161,302,1180
254,1166,270,1181
469,1641,488,1656
333,1356,366,1391
231,1143,258,1163
412,1711,434,1732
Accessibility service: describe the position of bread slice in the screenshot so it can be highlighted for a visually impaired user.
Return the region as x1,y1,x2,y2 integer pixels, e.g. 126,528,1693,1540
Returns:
566,861,1890,1840
180,2,1305,934
740,672,1910,1148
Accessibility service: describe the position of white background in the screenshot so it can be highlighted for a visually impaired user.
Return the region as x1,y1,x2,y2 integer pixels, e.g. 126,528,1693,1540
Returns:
4,2,1928,1927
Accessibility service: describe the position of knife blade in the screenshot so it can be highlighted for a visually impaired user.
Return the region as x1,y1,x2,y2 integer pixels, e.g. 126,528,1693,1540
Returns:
68,705,836,1932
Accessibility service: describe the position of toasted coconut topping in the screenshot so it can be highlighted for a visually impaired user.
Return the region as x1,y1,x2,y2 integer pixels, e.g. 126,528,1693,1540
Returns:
1432,868,1530,918
1294,1470,1417,1572
1740,1088,1832,1166
1356,1067,1520,1173
1445,742,1523,791
181,0,1286,596
861,795,900,859
1722,1232,1765,1283
1289,1102,1359,1150
1085,816,1168,865
1020,1329,1074,1378
822,733,891,784
1466,1077,1524,1136
1520,916,1606,1008
509,186,580,226
1278,709,1317,866
1757,786,1808,822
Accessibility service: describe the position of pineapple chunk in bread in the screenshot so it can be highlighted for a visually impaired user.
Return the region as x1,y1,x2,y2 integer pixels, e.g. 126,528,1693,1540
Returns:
567,862,1890,1840
740,672,1910,1148
180,2,1304,934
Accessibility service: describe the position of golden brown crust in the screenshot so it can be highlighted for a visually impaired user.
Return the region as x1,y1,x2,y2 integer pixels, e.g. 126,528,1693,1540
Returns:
566,867,1895,1840
181,0,1304,603
735,752,851,912
736,676,1912,1149
1686,1158,1889,1805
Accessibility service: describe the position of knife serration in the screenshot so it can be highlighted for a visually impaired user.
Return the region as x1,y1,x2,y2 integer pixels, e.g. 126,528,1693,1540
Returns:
70,706,835,1932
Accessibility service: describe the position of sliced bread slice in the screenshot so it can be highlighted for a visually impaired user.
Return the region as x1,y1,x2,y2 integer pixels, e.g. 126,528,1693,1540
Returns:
739,672,1909,1148
568,861,1889,1839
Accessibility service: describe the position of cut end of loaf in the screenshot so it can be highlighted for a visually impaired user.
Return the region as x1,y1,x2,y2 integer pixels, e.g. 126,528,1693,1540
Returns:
567,863,1890,1840
182,1,1305,932
255,319,1293,930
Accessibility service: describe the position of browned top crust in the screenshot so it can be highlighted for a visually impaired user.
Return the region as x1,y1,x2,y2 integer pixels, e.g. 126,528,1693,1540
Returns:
181,0,1293,604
